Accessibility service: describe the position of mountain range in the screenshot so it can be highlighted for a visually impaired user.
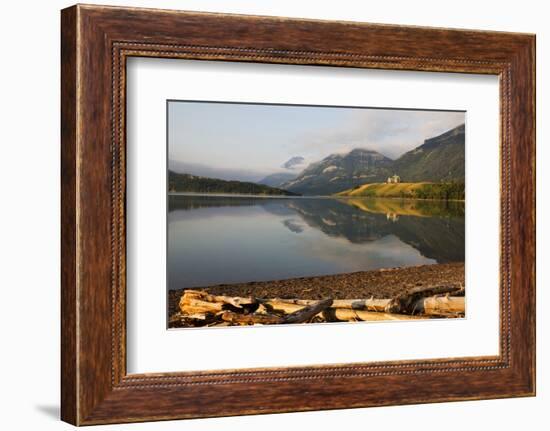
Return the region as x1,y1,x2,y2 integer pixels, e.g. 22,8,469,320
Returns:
281,148,394,195
280,124,465,195
169,123,465,196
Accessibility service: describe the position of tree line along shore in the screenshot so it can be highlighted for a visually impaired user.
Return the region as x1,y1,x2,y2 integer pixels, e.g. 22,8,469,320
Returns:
169,171,465,201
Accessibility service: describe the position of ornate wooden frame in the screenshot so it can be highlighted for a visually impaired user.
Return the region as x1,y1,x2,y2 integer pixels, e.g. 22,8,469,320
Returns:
61,4,535,425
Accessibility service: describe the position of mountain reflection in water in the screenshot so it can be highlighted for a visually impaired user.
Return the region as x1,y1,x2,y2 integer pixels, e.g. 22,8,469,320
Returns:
168,195,465,290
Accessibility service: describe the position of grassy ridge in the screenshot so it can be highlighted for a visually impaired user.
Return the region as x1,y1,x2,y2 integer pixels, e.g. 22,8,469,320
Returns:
336,182,465,200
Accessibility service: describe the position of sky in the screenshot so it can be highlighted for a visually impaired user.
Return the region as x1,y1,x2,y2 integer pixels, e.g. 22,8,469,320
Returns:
168,101,465,182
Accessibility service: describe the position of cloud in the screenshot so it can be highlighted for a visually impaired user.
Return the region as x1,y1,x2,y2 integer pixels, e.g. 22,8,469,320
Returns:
281,156,306,170
294,109,465,160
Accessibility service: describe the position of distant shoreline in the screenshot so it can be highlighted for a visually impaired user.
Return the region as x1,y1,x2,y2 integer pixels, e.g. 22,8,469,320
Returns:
168,192,464,202
169,192,334,199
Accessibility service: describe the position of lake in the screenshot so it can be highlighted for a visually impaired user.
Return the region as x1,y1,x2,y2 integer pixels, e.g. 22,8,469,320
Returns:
168,194,465,291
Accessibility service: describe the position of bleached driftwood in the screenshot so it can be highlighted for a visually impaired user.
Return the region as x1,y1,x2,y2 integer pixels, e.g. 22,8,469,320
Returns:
220,311,281,325
280,299,333,324
385,284,463,314
173,285,465,327
327,308,424,322
413,295,465,317
179,289,257,311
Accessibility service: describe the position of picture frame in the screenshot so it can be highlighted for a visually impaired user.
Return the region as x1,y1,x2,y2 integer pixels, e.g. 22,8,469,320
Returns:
61,4,535,425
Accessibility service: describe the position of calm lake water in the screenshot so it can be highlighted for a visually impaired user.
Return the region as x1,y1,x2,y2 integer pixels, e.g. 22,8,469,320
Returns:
168,195,465,291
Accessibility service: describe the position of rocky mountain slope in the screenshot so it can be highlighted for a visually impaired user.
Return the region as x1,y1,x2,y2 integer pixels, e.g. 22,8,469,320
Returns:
391,123,465,182
281,149,394,195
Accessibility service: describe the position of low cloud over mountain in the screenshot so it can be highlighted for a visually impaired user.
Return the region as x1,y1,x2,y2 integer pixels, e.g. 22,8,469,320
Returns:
281,156,306,170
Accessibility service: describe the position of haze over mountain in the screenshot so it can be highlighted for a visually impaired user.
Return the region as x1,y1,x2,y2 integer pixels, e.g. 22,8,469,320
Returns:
258,172,298,188
168,160,266,183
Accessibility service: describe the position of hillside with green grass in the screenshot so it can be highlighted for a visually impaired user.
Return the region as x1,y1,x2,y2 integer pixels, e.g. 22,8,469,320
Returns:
169,171,300,196
336,181,465,200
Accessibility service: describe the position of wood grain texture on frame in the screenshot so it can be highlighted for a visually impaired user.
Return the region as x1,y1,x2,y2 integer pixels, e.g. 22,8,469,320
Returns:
61,4,535,425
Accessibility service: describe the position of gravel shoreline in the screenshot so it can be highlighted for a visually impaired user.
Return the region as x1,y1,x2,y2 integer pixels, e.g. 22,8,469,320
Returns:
168,262,465,318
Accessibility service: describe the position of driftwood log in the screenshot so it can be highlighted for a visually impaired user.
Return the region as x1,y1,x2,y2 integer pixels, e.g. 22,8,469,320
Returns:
221,311,281,325
281,299,333,324
263,297,391,312
173,287,465,327
385,284,464,314
414,295,465,317
326,309,424,322
179,290,258,313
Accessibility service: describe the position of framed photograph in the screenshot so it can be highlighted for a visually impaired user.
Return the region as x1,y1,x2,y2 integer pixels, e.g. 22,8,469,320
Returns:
166,101,467,329
61,4,535,425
